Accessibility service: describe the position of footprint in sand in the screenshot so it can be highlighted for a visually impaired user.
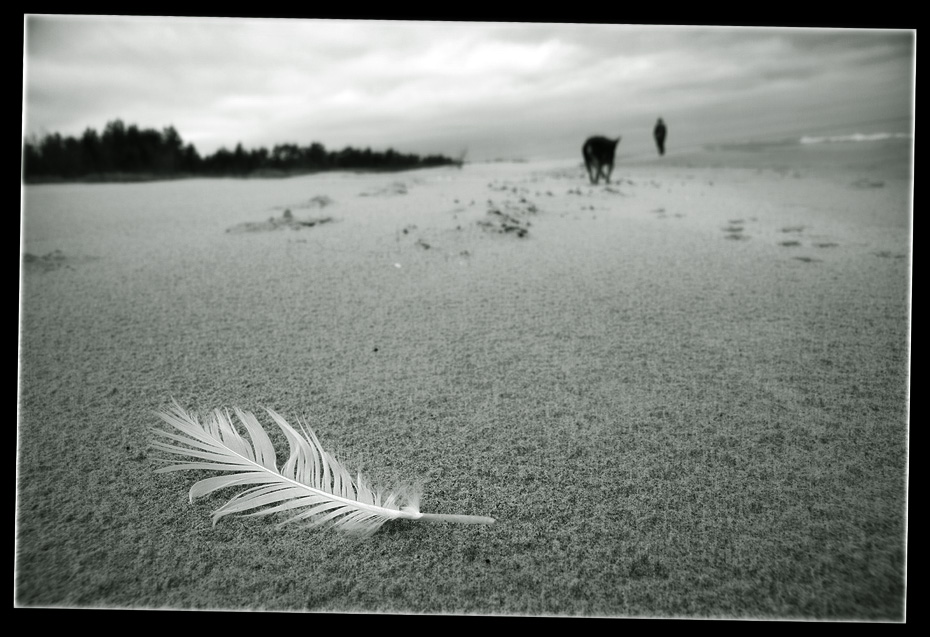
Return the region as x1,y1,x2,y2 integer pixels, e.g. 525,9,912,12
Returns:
793,256,821,263
722,219,748,240
273,195,334,211
517,198,539,214
22,250,98,273
478,208,530,238
851,178,885,189
778,240,802,247
814,242,839,248
227,211,333,233
873,250,908,259
360,181,408,197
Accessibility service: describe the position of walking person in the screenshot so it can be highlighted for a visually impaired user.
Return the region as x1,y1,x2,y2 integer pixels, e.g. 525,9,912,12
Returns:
653,118,667,156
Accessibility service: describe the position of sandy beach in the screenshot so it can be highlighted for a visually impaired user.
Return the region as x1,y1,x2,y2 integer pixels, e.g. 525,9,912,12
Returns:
16,137,910,618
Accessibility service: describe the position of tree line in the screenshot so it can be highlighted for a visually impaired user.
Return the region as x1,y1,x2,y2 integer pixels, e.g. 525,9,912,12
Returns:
22,119,462,182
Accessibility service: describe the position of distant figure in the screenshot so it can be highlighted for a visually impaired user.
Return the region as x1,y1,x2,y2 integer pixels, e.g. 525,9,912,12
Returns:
653,118,667,156
582,136,621,185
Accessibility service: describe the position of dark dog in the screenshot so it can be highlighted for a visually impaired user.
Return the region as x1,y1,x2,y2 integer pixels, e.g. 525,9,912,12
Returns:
582,136,621,184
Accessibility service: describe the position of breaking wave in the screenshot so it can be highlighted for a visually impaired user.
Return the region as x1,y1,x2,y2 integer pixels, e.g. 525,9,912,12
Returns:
800,132,910,144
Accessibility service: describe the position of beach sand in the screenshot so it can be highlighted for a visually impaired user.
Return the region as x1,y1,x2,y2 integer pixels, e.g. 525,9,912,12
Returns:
16,138,910,618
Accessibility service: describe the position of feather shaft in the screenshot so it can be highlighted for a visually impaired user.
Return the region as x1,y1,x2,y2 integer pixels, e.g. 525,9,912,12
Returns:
418,513,497,525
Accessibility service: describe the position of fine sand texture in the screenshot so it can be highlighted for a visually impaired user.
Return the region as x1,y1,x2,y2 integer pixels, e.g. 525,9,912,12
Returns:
16,139,910,618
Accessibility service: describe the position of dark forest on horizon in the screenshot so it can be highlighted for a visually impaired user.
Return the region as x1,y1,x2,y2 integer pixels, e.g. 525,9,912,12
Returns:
22,119,462,183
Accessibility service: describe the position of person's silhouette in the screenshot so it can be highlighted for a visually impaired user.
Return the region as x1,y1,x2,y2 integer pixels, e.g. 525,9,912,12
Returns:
653,118,667,156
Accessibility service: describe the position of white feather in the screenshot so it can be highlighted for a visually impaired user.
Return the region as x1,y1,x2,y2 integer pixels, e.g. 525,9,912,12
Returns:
151,401,495,536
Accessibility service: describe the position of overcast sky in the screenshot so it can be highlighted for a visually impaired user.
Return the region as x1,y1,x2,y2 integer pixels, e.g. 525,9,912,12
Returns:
22,16,915,161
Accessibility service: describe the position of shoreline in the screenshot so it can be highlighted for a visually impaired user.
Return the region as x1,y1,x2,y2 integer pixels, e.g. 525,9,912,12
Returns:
21,162,467,186
21,135,913,186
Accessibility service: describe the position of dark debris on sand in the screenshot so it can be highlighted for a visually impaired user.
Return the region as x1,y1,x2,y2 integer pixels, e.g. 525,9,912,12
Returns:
23,249,70,272
273,195,334,209
22,250,99,273
478,208,530,238
226,209,334,234
477,190,540,238
359,182,408,197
